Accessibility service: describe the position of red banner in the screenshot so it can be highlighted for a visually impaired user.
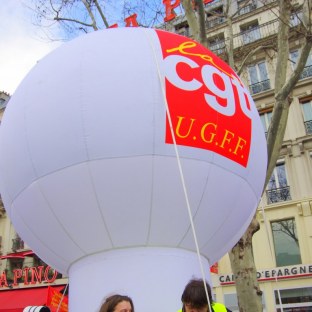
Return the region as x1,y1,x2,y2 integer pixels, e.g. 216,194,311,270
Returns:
46,286,68,312
156,30,252,167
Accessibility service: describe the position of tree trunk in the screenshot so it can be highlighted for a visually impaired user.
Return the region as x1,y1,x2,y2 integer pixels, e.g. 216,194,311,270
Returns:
229,214,263,312
181,0,201,42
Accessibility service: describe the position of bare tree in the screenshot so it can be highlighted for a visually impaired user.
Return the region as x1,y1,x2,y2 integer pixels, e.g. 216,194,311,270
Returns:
27,0,312,311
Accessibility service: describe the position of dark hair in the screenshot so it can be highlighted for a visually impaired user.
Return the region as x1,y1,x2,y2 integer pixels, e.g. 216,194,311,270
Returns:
99,294,134,312
181,279,213,309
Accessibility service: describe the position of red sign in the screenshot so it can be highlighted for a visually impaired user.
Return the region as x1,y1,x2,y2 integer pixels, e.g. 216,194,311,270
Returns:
0,265,58,288
156,30,252,167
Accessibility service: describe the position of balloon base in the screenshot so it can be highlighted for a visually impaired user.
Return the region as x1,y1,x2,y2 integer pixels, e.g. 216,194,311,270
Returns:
68,247,211,312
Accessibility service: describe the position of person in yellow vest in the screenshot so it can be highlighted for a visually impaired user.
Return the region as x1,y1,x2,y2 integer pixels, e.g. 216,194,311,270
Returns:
178,279,232,312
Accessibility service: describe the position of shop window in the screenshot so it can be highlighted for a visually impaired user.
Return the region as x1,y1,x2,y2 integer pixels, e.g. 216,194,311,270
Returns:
224,293,239,312
241,21,261,44
260,110,272,138
300,100,312,134
271,218,302,267
290,50,312,80
275,287,312,311
266,161,291,204
248,61,270,94
224,292,266,312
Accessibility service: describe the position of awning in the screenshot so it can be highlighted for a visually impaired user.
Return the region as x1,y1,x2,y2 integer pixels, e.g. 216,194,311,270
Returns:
0,250,35,260
0,255,25,260
0,286,65,312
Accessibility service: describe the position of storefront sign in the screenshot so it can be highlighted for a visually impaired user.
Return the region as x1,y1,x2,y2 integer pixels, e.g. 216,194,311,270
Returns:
0,266,58,288
219,264,312,285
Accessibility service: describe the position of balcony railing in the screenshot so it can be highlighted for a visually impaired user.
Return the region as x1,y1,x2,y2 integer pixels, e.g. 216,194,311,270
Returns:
299,65,312,80
233,18,279,49
206,16,226,28
266,186,291,204
209,42,226,55
204,0,223,10
304,120,312,134
249,79,271,95
238,3,257,15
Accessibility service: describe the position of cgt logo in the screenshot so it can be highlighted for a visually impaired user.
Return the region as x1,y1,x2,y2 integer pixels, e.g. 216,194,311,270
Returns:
157,30,255,167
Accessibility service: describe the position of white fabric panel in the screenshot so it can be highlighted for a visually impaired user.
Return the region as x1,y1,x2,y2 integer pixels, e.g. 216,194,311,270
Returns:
69,248,211,312
80,31,157,159
23,44,89,177
38,163,113,254
10,203,68,273
200,180,258,262
179,164,248,262
13,182,85,269
0,99,36,201
148,157,212,246
89,157,153,247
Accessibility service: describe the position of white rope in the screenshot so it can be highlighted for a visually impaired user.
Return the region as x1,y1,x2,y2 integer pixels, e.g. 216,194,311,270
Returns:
259,196,284,312
143,28,212,312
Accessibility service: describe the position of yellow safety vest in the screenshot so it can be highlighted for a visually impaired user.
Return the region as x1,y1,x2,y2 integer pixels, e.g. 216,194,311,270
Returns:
211,302,227,312
178,302,227,312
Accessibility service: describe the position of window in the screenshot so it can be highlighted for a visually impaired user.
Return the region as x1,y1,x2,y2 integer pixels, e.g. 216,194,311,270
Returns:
290,50,312,80
206,6,225,28
12,234,24,252
224,293,239,312
260,110,272,138
275,287,312,311
290,10,303,27
248,61,271,94
224,293,266,312
241,21,261,44
175,22,190,37
271,218,301,266
238,0,257,15
266,162,291,204
208,34,225,55
301,100,312,134
0,98,6,110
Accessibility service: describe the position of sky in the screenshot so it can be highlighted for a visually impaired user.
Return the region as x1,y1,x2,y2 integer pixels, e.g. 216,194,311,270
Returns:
0,0,62,95
0,0,173,95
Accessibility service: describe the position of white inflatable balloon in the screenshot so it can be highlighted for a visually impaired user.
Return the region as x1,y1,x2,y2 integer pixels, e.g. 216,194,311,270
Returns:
0,28,267,312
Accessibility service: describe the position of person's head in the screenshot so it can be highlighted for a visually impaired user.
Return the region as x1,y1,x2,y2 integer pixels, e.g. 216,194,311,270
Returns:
181,279,213,312
99,294,134,312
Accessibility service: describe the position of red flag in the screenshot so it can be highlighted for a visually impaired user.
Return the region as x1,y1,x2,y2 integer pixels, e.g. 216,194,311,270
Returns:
210,262,218,274
46,286,68,312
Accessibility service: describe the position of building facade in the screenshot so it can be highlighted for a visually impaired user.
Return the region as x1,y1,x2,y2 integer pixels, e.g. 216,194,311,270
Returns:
0,0,312,311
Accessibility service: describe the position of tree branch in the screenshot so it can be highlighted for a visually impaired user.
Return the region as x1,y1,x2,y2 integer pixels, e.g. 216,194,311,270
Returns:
93,0,110,28
82,0,98,30
54,16,95,28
